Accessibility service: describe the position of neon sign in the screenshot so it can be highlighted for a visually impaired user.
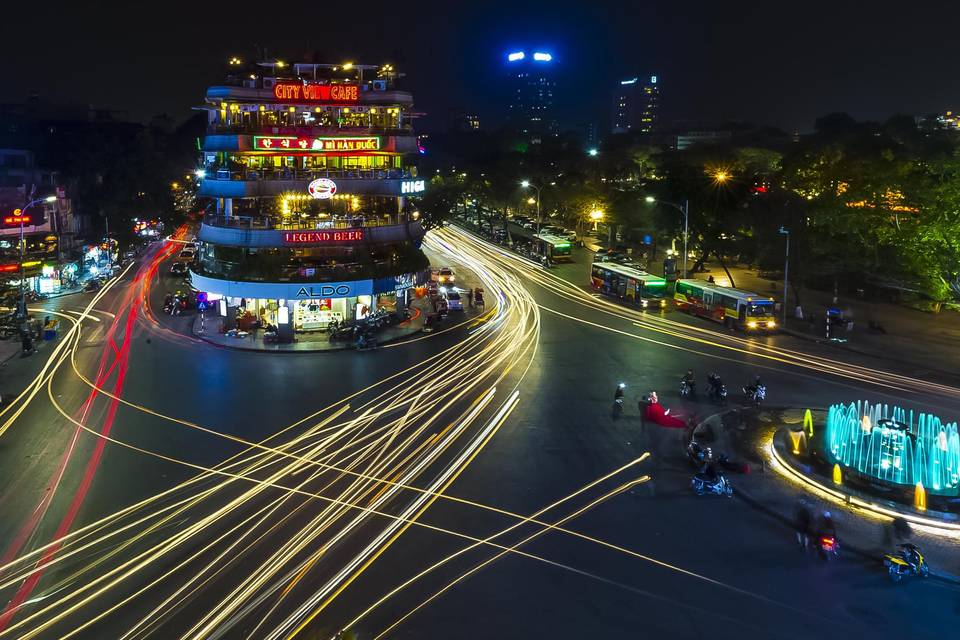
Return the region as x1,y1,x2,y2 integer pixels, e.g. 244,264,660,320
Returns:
307,178,337,199
272,83,359,103
282,230,365,245
400,180,426,194
253,136,380,152
3,214,31,226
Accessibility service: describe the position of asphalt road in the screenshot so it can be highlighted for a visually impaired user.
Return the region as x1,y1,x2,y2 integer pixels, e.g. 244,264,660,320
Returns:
0,229,956,639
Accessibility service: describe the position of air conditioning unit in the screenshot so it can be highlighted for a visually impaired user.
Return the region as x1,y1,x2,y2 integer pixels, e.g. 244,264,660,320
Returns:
372,80,387,91
263,77,277,89
242,79,256,88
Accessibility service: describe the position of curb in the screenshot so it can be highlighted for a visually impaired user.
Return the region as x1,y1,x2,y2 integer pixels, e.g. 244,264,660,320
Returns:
694,408,960,586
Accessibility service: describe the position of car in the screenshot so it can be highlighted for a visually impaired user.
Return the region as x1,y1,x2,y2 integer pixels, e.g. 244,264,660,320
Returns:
182,242,198,251
431,267,455,284
170,261,190,276
558,229,577,241
445,291,463,311
178,248,196,261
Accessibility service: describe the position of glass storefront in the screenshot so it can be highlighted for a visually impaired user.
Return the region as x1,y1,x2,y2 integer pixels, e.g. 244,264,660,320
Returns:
224,288,410,333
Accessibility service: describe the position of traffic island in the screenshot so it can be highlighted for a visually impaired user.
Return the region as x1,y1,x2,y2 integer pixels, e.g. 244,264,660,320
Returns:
694,406,960,581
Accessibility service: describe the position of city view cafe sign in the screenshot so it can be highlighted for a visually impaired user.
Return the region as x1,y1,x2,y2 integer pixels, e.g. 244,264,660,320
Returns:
272,82,360,103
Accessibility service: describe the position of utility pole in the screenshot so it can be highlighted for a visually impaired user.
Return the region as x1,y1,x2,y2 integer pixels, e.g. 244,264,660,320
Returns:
779,226,790,326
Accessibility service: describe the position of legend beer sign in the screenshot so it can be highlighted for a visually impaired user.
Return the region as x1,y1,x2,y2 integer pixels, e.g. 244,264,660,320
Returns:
272,82,359,103
282,229,365,245
253,136,380,152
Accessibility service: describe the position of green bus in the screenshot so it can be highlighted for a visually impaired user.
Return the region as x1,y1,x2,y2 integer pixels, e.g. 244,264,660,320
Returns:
590,261,668,309
533,233,573,262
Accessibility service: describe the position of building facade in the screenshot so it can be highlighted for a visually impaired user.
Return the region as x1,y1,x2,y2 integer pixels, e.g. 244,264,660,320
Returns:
0,149,79,294
194,61,428,339
505,51,557,141
611,75,659,135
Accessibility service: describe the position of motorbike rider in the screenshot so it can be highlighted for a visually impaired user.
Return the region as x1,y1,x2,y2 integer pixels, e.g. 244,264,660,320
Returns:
746,374,763,395
707,373,724,396
614,383,626,402
817,510,837,542
682,369,696,393
794,499,812,551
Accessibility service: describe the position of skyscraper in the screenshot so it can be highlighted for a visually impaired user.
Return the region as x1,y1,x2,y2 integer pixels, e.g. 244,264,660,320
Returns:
505,50,557,142
612,75,659,134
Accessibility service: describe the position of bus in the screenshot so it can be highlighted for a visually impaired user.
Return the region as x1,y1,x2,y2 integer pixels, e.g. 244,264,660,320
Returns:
590,262,669,309
673,279,777,332
533,233,573,262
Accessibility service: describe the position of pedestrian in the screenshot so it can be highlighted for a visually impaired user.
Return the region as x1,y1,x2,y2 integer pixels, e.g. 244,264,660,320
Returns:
794,304,803,320
468,288,474,308
638,394,651,430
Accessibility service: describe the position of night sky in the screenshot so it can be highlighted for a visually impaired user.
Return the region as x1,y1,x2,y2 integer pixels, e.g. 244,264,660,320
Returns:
4,0,956,133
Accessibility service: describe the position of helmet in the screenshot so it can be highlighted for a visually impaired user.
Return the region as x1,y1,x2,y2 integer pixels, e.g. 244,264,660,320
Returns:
823,511,831,518
618,382,626,389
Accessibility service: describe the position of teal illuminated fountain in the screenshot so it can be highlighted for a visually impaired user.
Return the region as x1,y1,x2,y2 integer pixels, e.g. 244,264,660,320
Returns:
825,402,960,496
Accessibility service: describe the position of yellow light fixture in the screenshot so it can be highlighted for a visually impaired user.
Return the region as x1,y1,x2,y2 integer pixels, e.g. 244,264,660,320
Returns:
276,60,285,68
589,209,604,221
527,197,536,205
342,62,354,70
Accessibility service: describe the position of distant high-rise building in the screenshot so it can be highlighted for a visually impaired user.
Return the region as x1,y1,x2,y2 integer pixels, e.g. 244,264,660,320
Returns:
584,122,598,147
505,50,557,142
449,109,481,132
612,75,659,134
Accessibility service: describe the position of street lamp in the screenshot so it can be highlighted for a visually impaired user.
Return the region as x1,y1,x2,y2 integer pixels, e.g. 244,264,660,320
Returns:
587,148,599,157
589,208,604,231
646,196,690,279
713,169,730,184
194,168,207,179
521,180,543,235
779,226,790,325
14,196,56,319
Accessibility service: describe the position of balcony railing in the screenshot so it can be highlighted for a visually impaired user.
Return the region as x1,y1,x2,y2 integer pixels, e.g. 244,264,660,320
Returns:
207,124,413,136
202,213,404,231
208,167,411,182
195,252,429,284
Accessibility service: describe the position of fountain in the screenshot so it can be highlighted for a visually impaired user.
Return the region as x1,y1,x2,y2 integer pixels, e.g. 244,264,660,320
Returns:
825,401,960,496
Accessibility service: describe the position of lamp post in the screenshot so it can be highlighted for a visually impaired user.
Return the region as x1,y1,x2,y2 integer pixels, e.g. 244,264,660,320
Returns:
520,180,543,236
14,196,56,320
779,226,790,325
646,196,689,279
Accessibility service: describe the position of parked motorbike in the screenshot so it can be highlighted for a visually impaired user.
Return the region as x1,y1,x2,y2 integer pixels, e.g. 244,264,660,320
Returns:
743,383,766,409
884,543,928,583
691,469,733,497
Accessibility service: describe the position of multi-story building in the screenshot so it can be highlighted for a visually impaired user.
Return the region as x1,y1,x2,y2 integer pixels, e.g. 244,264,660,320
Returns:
449,109,480,132
0,149,78,294
505,50,557,141
194,61,429,340
611,75,659,135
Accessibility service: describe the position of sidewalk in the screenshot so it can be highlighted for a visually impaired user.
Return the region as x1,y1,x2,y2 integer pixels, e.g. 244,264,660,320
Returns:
192,296,431,352
695,407,960,583
687,262,960,374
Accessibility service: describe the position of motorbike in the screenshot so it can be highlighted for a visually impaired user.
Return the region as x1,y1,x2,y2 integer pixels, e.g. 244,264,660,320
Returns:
691,470,733,497
744,384,766,409
686,440,712,469
884,543,929,583
817,533,840,561
707,381,728,406
679,378,696,399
